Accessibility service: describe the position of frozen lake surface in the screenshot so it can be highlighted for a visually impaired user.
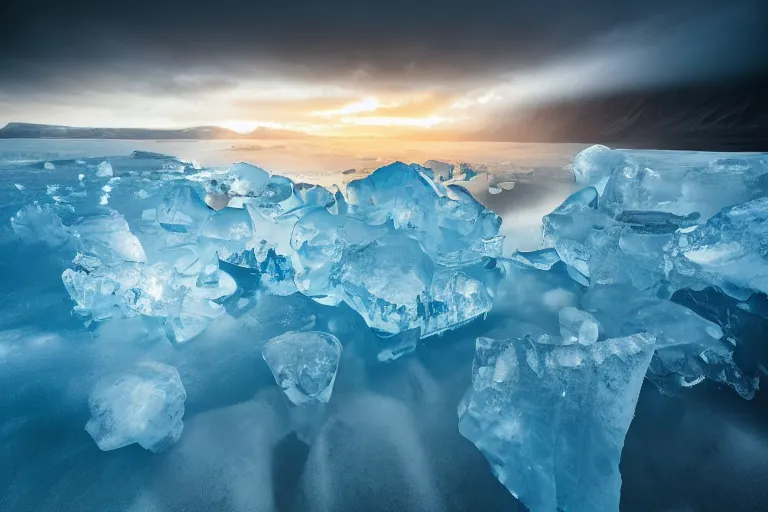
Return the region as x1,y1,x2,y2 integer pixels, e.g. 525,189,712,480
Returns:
1,139,767,512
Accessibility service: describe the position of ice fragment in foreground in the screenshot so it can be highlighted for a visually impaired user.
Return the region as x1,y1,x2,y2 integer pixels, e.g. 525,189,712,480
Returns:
459,332,655,512
85,361,186,452
262,331,342,406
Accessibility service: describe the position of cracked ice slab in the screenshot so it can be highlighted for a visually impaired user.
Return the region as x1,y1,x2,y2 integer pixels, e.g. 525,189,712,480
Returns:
459,332,656,512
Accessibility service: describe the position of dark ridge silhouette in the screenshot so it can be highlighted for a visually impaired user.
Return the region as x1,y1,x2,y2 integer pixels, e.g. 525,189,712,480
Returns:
473,75,768,151
0,122,309,140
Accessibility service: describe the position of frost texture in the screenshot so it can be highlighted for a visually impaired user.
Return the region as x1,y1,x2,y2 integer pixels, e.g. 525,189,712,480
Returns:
85,361,186,453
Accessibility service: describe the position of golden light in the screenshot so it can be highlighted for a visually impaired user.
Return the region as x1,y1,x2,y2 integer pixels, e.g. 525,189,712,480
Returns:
218,120,263,133
313,97,380,117
340,115,446,128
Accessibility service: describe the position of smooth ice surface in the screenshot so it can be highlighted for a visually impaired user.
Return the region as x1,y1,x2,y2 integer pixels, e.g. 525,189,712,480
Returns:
262,331,342,406
85,361,187,453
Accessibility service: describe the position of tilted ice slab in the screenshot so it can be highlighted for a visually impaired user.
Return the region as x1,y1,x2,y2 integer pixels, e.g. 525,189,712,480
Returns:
459,332,656,512
85,361,187,453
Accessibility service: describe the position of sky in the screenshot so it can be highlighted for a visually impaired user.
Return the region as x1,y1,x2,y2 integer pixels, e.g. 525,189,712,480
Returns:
1,0,766,138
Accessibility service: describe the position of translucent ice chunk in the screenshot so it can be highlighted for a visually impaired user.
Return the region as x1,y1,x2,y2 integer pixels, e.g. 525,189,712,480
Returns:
164,313,211,344
97,160,113,178
228,162,270,196
295,182,334,208
509,248,560,270
74,211,147,264
291,208,388,306
571,144,628,194
542,186,604,246
123,262,187,318
677,197,768,296
11,203,70,247
202,207,253,241
581,284,753,397
157,186,212,234
196,253,220,288
85,361,187,452
424,159,454,181
340,232,434,335
424,271,492,337
458,332,655,512
346,161,440,227
262,331,342,406
558,306,600,345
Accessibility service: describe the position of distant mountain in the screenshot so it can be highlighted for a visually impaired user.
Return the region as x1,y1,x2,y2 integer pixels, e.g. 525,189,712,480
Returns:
0,122,308,140
472,76,768,151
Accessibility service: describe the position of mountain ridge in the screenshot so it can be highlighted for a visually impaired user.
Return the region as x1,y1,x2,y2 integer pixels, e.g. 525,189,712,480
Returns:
0,122,309,140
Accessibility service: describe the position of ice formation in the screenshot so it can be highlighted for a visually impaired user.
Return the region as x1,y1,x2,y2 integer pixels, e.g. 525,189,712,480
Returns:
458,145,768,511
85,361,187,453
459,332,656,512
262,330,342,406
7,144,768,511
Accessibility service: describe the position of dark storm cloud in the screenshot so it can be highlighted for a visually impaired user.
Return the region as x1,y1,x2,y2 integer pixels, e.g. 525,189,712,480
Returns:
1,0,766,91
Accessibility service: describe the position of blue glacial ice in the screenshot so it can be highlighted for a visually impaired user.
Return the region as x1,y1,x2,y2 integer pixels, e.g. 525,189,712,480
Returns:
262,330,342,406
85,360,187,453
458,332,656,512
4,144,768,512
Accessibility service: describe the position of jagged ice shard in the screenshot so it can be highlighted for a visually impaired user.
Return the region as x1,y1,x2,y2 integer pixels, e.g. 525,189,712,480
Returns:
458,332,656,512
5,144,768,511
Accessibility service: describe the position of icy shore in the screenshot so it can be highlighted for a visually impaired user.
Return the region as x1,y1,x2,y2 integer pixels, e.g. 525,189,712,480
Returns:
5,145,768,511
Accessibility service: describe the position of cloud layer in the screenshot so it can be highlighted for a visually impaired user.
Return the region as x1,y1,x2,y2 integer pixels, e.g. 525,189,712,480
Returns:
1,0,765,135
